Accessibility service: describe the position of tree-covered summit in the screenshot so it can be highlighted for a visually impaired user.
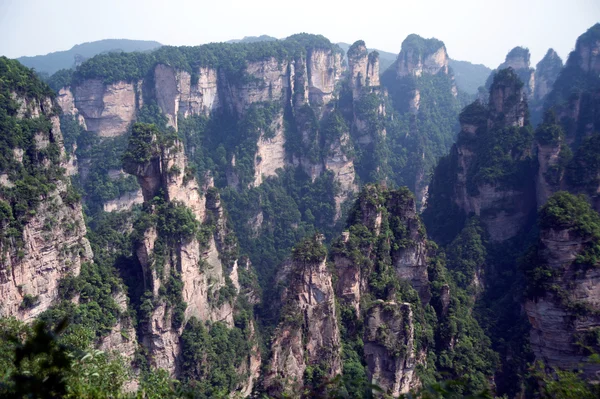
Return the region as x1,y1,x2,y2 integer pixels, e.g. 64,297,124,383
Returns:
51,33,342,87
400,34,446,56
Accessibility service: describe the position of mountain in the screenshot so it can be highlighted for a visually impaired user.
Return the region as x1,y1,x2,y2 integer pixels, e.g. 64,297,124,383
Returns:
227,34,278,43
16,39,162,75
337,41,398,73
2,24,600,398
423,23,600,396
448,59,491,94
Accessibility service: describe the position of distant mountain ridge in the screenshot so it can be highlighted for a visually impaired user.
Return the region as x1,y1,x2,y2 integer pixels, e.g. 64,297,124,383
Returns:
20,35,489,95
17,39,162,75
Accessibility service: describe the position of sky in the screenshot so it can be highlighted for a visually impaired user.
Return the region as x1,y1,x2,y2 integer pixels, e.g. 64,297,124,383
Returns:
1,0,599,68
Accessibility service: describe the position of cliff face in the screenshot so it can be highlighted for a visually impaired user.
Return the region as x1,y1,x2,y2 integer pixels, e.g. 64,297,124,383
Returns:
263,236,341,397
433,69,536,242
0,90,92,322
490,47,536,100
534,25,600,209
534,49,563,102
333,186,428,395
364,301,418,396
123,124,246,374
396,35,450,78
347,41,380,97
154,64,219,130
71,79,140,137
524,193,600,379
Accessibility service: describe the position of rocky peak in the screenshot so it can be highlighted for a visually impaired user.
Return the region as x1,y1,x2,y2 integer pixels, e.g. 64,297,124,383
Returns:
123,123,245,374
488,47,535,100
347,40,380,96
332,186,428,395
263,235,341,396
488,68,528,127
396,34,449,77
534,49,563,101
570,23,600,73
425,71,536,243
501,47,531,71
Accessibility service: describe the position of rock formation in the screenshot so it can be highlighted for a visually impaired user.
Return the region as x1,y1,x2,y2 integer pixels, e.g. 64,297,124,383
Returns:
263,235,342,397
534,49,563,102
524,192,600,379
396,34,450,78
489,47,536,100
364,301,418,396
123,123,247,374
71,79,140,137
0,89,92,322
332,186,428,395
427,68,536,242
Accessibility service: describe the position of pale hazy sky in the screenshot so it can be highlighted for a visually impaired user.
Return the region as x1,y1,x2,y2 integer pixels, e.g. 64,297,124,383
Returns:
1,0,599,68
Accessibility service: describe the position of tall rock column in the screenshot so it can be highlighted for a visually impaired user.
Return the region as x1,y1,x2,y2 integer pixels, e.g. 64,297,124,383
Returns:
263,235,342,397
123,123,241,374
0,74,92,322
332,185,429,395
524,192,600,379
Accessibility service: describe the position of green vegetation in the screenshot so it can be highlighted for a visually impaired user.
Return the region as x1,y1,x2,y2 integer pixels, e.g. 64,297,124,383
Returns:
55,34,340,87
179,317,254,398
291,234,327,263
0,318,131,398
0,57,67,246
448,59,492,96
401,34,445,59
567,134,600,192
381,63,463,195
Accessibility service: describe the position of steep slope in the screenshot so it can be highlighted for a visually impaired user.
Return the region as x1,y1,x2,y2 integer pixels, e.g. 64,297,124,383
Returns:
424,68,536,243
0,57,92,321
524,192,600,379
122,122,259,394
534,24,600,209
381,34,462,205
331,185,497,396
262,235,341,397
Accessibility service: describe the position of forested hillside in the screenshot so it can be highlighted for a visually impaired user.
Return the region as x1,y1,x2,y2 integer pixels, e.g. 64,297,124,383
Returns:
1,23,600,398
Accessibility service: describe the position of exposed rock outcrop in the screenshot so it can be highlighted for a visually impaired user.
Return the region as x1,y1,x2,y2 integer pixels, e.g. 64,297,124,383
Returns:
534,49,563,102
0,94,92,321
364,301,418,396
123,126,244,374
396,34,450,77
154,64,219,130
525,193,600,379
254,112,287,186
444,69,536,242
73,79,139,137
263,235,341,397
490,47,536,100
333,186,428,395
347,41,380,98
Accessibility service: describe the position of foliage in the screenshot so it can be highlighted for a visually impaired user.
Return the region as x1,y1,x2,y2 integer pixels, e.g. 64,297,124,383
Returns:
400,34,445,59
0,57,69,246
445,218,487,289
54,34,340,87
0,318,131,398
566,133,600,192
179,318,253,398
530,361,600,399
292,234,327,263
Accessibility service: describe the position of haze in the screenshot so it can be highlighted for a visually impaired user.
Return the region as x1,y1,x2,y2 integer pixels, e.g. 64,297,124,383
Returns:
1,0,599,68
